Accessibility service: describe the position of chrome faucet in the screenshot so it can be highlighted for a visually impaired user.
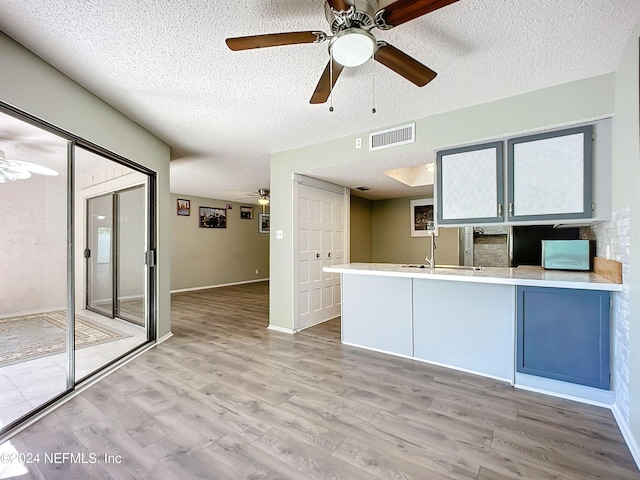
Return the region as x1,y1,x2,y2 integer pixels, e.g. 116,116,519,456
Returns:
424,233,436,269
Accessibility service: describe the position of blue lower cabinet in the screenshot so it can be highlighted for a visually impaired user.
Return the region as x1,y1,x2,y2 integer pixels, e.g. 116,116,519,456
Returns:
516,286,610,390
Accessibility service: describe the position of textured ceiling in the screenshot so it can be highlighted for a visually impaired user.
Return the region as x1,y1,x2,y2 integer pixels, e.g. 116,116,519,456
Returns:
0,1,638,202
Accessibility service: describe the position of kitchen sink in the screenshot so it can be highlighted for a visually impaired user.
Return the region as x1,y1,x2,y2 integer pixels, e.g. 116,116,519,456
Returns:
402,264,484,271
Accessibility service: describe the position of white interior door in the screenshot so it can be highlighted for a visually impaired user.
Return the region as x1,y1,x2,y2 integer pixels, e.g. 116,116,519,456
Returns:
296,183,344,331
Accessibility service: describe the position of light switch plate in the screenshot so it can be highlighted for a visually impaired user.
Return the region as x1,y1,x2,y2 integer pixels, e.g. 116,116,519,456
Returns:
276,230,284,240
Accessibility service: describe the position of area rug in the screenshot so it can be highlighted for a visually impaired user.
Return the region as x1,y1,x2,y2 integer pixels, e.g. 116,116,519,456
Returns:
0,311,130,367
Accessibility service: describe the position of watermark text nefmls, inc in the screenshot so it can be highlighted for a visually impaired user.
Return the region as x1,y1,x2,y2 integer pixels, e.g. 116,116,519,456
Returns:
0,451,122,464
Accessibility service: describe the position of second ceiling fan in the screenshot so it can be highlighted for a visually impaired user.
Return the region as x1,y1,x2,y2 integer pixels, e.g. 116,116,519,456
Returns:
226,0,459,104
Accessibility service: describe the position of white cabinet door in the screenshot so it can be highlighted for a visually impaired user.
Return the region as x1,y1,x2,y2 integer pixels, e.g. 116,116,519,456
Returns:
413,279,514,381
507,125,593,221
296,183,344,330
342,274,413,357
436,141,504,225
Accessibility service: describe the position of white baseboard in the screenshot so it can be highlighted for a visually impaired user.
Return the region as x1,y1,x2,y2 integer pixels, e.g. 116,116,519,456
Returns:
156,331,174,344
267,325,295,334
0,306,67,320
514,372,615,407
294,316,339,333
612,403,640,470
118,293,145,301
341,341,511,384
342,341,416,361
171,278,269,293
413,357,512,384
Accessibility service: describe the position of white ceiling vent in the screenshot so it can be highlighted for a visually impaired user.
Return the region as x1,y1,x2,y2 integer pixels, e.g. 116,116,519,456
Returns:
369,123,415,151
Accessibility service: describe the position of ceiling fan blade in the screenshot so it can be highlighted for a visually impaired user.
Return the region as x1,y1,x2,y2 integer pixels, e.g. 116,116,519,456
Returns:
326,0,353,12
374,42,437,87
379,0,458,28
226,31,326,51
310,60,344,104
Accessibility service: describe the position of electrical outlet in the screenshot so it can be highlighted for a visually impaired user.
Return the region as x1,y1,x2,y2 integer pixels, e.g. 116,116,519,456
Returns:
276,230,284,240
255,269,259,274
355,137,362,149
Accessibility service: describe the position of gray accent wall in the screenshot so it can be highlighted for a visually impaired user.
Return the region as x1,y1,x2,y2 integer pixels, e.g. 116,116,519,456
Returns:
0,32,172,337
170,194,269,291
349,195,373,263
372,197,459,265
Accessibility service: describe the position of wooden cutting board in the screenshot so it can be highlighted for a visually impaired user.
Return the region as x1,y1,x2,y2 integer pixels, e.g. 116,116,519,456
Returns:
593,257,623,284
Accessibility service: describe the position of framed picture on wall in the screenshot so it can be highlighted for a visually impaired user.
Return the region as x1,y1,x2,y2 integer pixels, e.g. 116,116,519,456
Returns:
259,213,270,234
199,206,227,228
240,206,254,220
177,198,190,216
410,198,439,237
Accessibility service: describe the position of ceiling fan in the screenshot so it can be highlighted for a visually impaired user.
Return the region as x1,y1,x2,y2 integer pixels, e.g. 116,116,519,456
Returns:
226,0,458,104
244,188,270,205
0,149,59,183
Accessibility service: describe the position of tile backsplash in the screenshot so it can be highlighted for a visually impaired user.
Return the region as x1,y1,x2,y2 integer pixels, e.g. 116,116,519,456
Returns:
581,208,631,425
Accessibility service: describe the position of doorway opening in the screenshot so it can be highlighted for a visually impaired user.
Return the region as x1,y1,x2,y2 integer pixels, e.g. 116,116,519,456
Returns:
86,186,146,326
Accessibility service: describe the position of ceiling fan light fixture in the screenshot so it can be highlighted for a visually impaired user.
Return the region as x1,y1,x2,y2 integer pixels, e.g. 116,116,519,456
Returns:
0,150,59,183
258,197,270,206
330,28,375,67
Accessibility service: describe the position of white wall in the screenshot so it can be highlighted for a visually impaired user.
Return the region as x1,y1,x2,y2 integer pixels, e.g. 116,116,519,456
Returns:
0,173,67,317
612,21,640,464
0,32,172,337
270,74,615,330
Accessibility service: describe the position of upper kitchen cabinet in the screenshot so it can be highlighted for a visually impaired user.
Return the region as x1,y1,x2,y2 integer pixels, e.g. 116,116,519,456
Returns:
436,141,505,225
434,119,611,227
507,125,593,222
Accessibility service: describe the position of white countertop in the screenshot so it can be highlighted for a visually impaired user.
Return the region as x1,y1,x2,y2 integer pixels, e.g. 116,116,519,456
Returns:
324,263,622,291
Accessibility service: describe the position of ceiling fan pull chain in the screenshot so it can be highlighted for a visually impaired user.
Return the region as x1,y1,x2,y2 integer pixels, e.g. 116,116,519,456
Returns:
372,63,377,114
329,52,335,112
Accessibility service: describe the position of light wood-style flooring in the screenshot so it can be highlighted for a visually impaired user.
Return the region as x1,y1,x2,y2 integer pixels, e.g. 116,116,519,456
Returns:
2,281,639,479
0,310,146,431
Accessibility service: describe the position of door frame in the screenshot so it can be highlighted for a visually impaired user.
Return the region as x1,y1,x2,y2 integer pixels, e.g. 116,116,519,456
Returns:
84,183,147,326
85,191,116,318
292,174,350,332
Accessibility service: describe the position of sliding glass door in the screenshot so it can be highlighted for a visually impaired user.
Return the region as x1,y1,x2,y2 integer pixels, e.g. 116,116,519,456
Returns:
86,186,146,326
86,193,114,317
75,147,150,381
0,104,156,437
115,186,146,326
0,111,70,431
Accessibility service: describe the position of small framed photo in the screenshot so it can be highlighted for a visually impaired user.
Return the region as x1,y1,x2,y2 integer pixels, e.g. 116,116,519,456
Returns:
258,213,270,234
410,198,438,237
240,206,254,220
199,206,227,228
177,198,190,216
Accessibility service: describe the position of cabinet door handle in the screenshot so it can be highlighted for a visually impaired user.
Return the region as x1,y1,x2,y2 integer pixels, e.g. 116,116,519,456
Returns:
316,253,320,259
497,204,503,218
328,252,331,258
509,203,514,217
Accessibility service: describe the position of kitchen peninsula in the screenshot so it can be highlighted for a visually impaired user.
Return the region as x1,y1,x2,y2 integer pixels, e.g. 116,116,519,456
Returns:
324,263,622,405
